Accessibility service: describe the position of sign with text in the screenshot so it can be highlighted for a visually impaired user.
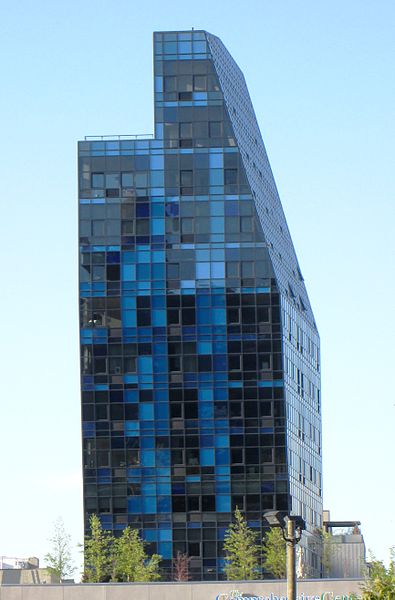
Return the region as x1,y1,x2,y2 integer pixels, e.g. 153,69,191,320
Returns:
215,592,362,600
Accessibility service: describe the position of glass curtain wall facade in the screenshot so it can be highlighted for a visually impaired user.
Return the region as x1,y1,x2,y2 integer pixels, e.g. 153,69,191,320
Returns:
79,30,322,580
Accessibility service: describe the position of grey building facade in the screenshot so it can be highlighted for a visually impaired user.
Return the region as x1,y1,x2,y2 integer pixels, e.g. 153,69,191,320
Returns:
79,30,322,580
322,512,366,578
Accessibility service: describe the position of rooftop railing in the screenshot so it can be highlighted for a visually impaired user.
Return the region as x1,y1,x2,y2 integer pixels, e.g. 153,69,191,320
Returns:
85,134,154,141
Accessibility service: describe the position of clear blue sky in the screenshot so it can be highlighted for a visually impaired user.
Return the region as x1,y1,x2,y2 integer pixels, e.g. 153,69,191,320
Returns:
0,0,394,575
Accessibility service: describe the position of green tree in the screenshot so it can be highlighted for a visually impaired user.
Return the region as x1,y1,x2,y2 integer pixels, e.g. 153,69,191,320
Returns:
320,530,338,577
44,517,74,581
223,507,261,580
361,547,395,599
83,514,113,582
112,527,161,582
262,527,286,579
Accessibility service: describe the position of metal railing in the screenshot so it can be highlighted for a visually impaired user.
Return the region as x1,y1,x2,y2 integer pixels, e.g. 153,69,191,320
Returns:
84,134,154,141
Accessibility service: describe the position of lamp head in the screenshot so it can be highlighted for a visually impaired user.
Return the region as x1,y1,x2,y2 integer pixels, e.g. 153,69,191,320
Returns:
291,516,306,531
263,510,286,529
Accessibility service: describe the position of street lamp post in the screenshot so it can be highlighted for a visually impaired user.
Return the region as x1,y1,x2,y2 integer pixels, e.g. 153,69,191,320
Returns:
263,511,306,600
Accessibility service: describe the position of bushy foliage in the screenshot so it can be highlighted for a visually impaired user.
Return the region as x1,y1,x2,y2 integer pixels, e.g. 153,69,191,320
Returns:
112,527,161,582
83,514,113,582
262,527,286,578
223,507,261,580
361,547,395,599
83,516,161,583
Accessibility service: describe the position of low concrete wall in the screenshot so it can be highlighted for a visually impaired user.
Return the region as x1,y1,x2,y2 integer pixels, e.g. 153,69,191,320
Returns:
0,579,364,600
0,570,58,586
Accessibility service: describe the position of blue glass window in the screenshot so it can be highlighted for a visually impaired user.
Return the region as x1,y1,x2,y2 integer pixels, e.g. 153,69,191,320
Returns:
198,341,212,354
157,496,172,513
215,448,230,465
139,404,154,420
141,450,155,467
138,356,153,373
212,308,226,325
157,483,171,495
193,40,206,53
197,308,210,324
152,296,165,309
137,264,150,280
158,542,172,559
158,528,172,541
216,481,231,493
199,389,213,401
216,495,231,512
213,340,226,353
215,435,229,448
151,218,165,235
122,265,136,281
210,202,224,216
209,153,223,168
155,403,169,419
151,155,164,170
150,171,164,187
152,310,166,326
128,497,142,514
125,421,139,434
154,389,168,401
211,262,225,278
199,403,213,419
143,529,157,542
210,169,224,185
200,434,214,447
200,448,215,466
122,297,135,309
164,41,177,53
143,497,156,514
137,251,150,263
178,41,192,53
142,482,156,495
211,218,224,235
156,449,170,466
196,263,210,278
141,437,154,449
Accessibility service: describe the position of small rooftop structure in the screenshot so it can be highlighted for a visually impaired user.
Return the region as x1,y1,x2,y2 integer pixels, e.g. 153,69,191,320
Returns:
322,510,366,578
0,556,59,585
323,515,361,534
0,557,39,570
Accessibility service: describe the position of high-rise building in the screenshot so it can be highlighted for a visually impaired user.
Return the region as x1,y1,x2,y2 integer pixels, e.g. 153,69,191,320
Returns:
79,30,322,580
